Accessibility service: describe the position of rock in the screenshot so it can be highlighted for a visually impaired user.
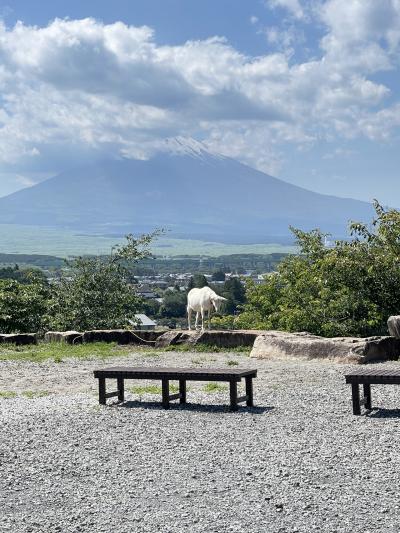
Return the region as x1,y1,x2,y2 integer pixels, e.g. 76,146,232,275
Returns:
194,330,259,348
388,316,400,338
153,329,261,349
82,329,167,345
44,331,83,344
176,330,260,348
155,331,183,348
250,330,400,364
0,333,37,345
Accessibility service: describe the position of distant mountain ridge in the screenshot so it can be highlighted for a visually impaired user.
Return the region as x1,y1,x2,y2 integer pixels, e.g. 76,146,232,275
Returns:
0,143,375,243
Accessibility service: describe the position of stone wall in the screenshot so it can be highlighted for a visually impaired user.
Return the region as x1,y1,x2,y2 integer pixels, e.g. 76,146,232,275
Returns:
2,326,400,364
0,333,37,345
250,331,400,364
44,329,168,345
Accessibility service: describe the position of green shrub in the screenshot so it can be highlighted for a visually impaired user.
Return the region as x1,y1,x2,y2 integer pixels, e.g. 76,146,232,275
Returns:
0,278,49,333
237,201,400,337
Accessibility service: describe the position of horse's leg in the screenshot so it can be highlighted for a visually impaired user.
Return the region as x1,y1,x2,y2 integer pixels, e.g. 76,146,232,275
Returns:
208,309,211,330
187,306,192,330
201,307,205,331
195,311,199,330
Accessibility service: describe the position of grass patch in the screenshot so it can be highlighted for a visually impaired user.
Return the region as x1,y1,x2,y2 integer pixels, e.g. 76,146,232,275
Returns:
165,343,251,354
226,359,239,366
0,341,133,362
203,382,228,393
21,390,50,398
191,356,217,365
0,340,251,363
137,349,160,357
0,390,17,399
129,384,179,395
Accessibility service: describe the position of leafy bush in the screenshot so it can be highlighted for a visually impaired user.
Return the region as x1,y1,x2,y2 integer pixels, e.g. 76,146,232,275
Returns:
47,257,142,331
0,278,49,333
237,202,400,337
48,232,159,331
159,289,187,318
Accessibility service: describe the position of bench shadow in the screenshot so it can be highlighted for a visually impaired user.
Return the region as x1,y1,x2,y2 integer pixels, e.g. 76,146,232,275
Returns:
367,408,400,419
115,400,273,414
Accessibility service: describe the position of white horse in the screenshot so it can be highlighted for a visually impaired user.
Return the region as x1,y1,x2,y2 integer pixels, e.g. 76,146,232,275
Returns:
187,286,227,331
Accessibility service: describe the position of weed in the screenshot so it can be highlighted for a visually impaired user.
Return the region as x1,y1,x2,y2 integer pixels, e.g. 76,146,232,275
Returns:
191,356,217,365
203,382,228,393
226,360,239,366
129,384,179,395
22,390,51,398
0,391,17,399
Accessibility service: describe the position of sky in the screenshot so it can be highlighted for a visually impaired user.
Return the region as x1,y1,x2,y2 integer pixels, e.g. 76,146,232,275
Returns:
0,0,399,205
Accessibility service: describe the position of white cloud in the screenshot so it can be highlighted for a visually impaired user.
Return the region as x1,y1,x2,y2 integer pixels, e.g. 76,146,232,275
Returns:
0,12,398,179
320,0,400,71
266,0,306,20
264,25,304,51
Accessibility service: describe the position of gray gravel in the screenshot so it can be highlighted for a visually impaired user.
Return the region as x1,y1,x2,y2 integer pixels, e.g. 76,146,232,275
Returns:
1,350,400,533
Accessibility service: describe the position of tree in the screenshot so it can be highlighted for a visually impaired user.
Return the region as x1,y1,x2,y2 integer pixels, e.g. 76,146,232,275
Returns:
0,266,48,285
159,289,187,318
237,201,400,337
0,278,49,333
141,298,161,318
211,270,225,281
188,274,208,290
48,231,159,331
221,277,246,314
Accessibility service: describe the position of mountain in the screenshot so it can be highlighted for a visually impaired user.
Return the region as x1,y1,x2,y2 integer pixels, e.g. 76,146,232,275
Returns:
0,141,375,243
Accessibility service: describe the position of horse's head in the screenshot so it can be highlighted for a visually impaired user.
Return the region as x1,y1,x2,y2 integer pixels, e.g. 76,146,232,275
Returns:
211,295,227,312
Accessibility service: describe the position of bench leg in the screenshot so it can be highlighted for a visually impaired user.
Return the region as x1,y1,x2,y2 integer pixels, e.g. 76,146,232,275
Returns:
245,376,254,407
230,380,238,412
117,377,124,403
179,379,187,404
162,379,170,409
351,383,361,415
99,377,106,405
363,384,371,410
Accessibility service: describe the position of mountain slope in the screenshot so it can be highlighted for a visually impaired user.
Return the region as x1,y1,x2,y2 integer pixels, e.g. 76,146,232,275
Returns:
0,148,375,241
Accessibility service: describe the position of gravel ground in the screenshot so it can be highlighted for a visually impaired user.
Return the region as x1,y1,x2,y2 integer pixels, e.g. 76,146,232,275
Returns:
1,350,400,533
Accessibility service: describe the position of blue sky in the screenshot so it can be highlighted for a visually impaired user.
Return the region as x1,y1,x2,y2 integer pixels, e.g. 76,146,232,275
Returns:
0,0,399,205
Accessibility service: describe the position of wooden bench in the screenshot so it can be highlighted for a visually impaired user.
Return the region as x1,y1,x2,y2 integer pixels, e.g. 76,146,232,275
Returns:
345,368,400,415
93,367,257,412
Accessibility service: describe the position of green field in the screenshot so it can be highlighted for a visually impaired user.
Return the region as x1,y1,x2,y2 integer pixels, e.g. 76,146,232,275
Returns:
0,224,296,257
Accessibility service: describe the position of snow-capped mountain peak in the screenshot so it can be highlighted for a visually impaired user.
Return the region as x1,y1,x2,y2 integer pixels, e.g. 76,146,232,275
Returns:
162,136,222,161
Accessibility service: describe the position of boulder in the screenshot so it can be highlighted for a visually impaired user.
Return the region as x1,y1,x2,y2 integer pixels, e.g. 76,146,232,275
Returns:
250,331,400,364
158,329,261,348
151,329,260,349
154,331,183,348
44,331,83,344
0,333,37,345
388,316,400,338
191,330,259,348
82,329,167,345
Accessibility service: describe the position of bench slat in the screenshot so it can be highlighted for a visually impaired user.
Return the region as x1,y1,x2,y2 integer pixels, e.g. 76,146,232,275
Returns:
94,366,257,381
